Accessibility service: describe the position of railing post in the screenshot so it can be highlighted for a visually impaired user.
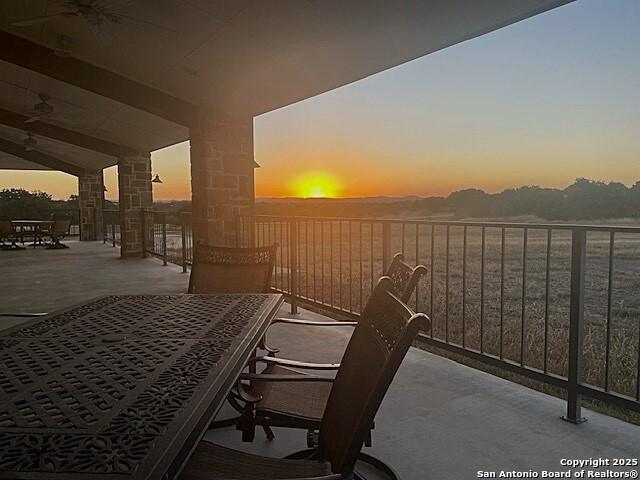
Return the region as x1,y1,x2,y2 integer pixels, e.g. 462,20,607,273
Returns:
140,209,147,258
382,221,392,272
161,212,167,266
181,216,187,273
289,219,298,315
563,227,587,424
111,213,116,248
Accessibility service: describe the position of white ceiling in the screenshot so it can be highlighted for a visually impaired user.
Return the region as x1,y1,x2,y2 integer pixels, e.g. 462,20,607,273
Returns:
0,0,574,173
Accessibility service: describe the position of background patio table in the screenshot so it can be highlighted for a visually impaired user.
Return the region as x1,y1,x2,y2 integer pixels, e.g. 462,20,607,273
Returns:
10,220,54,247
0,293,283,480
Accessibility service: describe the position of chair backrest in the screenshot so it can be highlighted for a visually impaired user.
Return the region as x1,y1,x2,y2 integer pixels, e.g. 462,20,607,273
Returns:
52,219,71,235
188,244,277,294
319,276,430,475
385,252,428,303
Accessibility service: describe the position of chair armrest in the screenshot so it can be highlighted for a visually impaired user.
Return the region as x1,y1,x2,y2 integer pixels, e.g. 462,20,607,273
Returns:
247,355,340,370
260,318,356,356
272,317,358,327
240,373,335,383
0,312,48,317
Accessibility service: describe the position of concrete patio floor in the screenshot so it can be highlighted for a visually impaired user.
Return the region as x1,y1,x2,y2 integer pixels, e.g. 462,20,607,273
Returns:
1,241,638,479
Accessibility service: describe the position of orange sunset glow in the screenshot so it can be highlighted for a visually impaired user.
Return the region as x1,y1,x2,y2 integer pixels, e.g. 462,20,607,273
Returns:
289,172,341,198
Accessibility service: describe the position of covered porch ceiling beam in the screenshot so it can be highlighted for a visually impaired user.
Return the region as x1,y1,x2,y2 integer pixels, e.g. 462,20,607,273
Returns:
0,30,197,127
0,136,85,177
0,107,135,157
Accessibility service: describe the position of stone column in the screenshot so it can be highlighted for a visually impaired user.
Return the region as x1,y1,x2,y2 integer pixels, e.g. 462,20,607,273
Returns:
190,111,254,246
117,151,152,258
78,170,104,241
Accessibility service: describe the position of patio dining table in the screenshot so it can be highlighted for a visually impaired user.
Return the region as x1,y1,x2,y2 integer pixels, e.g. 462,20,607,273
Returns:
10,220,54,247
0,293,283,480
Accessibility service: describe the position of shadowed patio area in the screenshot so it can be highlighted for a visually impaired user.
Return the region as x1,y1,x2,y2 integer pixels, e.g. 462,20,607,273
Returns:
0,242,637,479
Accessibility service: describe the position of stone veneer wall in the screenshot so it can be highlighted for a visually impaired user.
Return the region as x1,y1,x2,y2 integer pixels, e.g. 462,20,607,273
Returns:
117,152,152,257
78,170,104,241
190,111,254,246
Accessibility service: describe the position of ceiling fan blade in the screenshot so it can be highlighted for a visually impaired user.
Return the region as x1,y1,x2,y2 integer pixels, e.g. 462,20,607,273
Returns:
24,117,39,124
11,12,68,27
110,12,177,34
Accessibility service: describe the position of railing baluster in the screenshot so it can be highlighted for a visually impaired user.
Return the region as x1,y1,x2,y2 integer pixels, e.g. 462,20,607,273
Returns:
500,227,505,360
445,224,450,343
181,217,187,273
339,221,343,311
605,231,614,391
313,221,316,302
161,213,167,266
359,221,363,312
430,224,435,338
289,219,298,314
462,226,467,348
330,221,334,307
415,224,420,311
349,221,353,313
382,221,391,272
520,227,527,365
480,226,485,352
544,229,552,373
305,221,309,299
321,221,325,304
370,222,374,296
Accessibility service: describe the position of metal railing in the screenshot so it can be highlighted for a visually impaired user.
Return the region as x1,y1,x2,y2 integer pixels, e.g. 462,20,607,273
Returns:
102,209,120,247
141,209,193,272
237,214,640,420
111,209,640,419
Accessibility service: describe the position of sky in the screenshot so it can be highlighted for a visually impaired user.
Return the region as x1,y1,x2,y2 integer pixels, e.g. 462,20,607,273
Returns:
1,0,639,200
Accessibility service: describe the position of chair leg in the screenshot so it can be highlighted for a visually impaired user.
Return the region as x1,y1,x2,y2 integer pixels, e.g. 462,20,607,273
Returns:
262,425,275,441
364,428,372,447
237,404,257,442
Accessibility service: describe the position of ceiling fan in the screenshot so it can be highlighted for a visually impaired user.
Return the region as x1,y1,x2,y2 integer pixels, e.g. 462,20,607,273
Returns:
24,93,73,124
10,1,174,44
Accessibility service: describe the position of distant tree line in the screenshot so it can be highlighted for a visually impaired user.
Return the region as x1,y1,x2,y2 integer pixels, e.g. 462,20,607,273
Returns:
444,178,640,220
255,178,640,220
3,178,640,222
0,188,80,221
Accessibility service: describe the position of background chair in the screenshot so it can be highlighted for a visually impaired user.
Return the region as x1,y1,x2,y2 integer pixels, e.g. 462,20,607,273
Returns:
0,220,23,250
46,218,71,249
182,277,430,480
189,244,277,294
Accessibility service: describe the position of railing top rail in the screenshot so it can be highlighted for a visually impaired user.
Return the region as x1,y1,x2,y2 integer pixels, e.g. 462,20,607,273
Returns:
239,214,640,233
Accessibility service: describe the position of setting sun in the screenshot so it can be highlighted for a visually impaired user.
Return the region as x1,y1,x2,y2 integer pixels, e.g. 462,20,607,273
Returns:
291,172,341,198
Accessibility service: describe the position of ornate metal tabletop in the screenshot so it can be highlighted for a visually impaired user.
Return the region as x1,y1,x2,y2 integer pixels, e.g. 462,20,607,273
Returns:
0,293,283,480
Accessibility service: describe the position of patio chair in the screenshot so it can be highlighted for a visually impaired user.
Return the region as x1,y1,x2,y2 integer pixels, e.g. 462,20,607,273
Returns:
261,253,427,357
0,220,23,250
46,218,71,249
188,244,278,294
182,277,430,480
214,253,427,442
